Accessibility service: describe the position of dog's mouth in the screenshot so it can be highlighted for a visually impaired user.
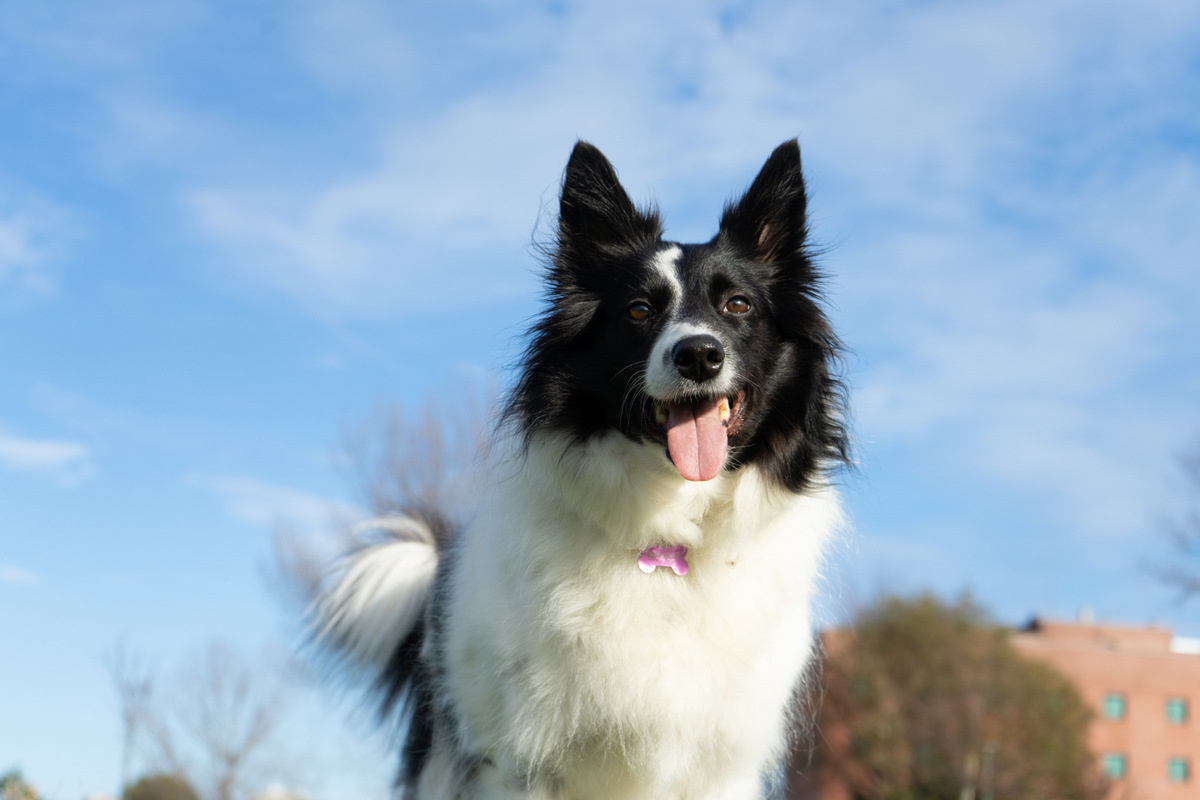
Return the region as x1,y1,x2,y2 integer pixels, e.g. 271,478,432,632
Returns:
647,391,746,482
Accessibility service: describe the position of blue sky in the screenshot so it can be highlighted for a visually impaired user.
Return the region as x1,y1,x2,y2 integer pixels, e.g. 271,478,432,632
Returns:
2,0,1199,796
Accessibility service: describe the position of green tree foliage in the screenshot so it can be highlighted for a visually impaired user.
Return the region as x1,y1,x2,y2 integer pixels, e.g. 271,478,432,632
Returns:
123,773,201,800
0,772,41,800
812,594,1106,800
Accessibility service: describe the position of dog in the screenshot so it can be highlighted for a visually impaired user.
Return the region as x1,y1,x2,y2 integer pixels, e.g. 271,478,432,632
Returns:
315,139,849,799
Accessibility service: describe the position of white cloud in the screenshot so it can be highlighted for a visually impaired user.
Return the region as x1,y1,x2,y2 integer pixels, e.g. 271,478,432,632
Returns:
292,0,419,96
172,0,1200,550
787,0,1200,546
11,0,1197,551
847,207,1191,542
0,429,92,482
0,199,66,304
181,1,811,316
192,474,364,535
185,181,536,319
171,0,1198,315
0,564,41,586
1,0,201,76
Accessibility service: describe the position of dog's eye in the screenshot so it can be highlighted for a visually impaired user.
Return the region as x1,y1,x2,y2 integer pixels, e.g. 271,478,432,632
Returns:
723,296,752,315
627,301,653,321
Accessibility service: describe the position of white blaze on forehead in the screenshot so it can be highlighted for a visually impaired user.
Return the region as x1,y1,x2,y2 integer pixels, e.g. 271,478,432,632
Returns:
651,244,683,304
643,244,738,400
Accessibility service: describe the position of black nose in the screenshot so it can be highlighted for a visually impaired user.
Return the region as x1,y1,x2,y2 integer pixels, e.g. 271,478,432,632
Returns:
672,334,725,382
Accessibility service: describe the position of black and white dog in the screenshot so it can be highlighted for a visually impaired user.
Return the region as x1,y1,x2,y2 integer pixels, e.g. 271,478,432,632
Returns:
317,140,849,799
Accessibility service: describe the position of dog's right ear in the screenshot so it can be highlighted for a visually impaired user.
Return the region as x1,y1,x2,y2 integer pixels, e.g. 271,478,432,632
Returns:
558,141,661,256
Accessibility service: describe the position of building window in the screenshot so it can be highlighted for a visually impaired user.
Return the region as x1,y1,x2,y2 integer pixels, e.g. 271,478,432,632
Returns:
1168,757,1190,783
1104,753,1129,780
1103,692,1127,720
1166,697,1189,724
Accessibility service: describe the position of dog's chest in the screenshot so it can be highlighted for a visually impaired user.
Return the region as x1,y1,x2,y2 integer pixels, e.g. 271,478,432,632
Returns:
444,449,833,791
520,533,797,736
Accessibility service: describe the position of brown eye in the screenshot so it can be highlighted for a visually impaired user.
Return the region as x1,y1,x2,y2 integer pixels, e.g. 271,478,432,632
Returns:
724,296,752,315
627,301,653,321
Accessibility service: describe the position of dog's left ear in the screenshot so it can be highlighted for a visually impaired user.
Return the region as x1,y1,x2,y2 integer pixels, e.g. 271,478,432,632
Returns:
719,139,808,264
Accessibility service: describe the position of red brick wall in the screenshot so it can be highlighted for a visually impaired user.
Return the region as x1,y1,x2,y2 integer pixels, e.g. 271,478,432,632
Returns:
1012,622,1200,800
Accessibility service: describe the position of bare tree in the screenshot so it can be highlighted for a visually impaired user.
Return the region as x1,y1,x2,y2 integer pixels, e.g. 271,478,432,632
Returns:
138,642,295,800
268,380,497,613
265,522,334,618
106,641,154,798
340,380,495,537
1151,443,1200,598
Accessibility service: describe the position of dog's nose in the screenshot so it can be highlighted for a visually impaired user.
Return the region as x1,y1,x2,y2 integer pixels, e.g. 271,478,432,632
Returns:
672,335,725,382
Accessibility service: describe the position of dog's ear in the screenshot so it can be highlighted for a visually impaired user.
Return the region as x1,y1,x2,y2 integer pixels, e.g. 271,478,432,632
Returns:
719,139,808,264
559,141,660,257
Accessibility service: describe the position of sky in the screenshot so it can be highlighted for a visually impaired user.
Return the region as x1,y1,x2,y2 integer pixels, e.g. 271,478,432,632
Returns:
2,0,1199,796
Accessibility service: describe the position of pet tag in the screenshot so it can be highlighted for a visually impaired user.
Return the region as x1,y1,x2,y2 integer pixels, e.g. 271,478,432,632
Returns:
638,545,689,576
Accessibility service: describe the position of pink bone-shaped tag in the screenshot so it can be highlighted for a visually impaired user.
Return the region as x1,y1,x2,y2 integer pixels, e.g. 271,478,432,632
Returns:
637,545,690,576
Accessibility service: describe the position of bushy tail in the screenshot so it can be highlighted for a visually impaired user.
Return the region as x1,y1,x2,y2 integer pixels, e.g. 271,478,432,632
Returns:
312,515,440,678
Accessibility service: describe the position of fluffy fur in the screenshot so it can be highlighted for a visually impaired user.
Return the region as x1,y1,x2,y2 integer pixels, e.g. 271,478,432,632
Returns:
315,139,849,799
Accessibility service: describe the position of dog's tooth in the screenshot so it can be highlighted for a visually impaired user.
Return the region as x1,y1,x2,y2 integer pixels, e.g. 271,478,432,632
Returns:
655,404,669,426
719,397,731,424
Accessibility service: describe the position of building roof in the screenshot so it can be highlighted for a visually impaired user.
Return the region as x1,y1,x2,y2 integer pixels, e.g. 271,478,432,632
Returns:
1015,617,1200,659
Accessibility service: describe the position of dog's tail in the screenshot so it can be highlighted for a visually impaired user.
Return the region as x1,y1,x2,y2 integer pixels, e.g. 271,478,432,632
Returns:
311,514,440,692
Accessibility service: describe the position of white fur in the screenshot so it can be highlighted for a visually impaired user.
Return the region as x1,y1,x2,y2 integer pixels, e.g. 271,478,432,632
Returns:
650,244,684,302
437,428,842,798
316,426,842,800
314,516,438,670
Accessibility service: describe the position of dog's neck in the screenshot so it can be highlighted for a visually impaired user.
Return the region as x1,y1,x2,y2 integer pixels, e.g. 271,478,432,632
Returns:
514,430,787,552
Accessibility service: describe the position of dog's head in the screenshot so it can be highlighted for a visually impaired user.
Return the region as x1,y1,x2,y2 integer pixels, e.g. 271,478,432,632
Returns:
511,140,848,490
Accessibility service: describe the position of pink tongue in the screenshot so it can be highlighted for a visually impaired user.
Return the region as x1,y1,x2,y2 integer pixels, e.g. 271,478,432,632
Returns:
666,398,728,481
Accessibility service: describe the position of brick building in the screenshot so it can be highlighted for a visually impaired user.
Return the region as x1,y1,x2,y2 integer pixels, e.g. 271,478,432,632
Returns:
789,617,1200,800
1012,618,1200,799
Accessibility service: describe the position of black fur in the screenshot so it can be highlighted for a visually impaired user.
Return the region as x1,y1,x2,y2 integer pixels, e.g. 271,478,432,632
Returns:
390,539,458,791
509,139,848,492
372,138,849,794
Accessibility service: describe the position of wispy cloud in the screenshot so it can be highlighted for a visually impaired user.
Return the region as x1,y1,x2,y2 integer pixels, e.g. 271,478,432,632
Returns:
184,0,1198,550
0,429,93,482
0,564,41,586
0,193,71,305
7,0,1199,556
168,0,1199,316
191,474,363,535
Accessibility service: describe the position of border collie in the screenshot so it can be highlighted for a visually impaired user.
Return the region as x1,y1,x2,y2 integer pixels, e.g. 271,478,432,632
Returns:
316,139,849,799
